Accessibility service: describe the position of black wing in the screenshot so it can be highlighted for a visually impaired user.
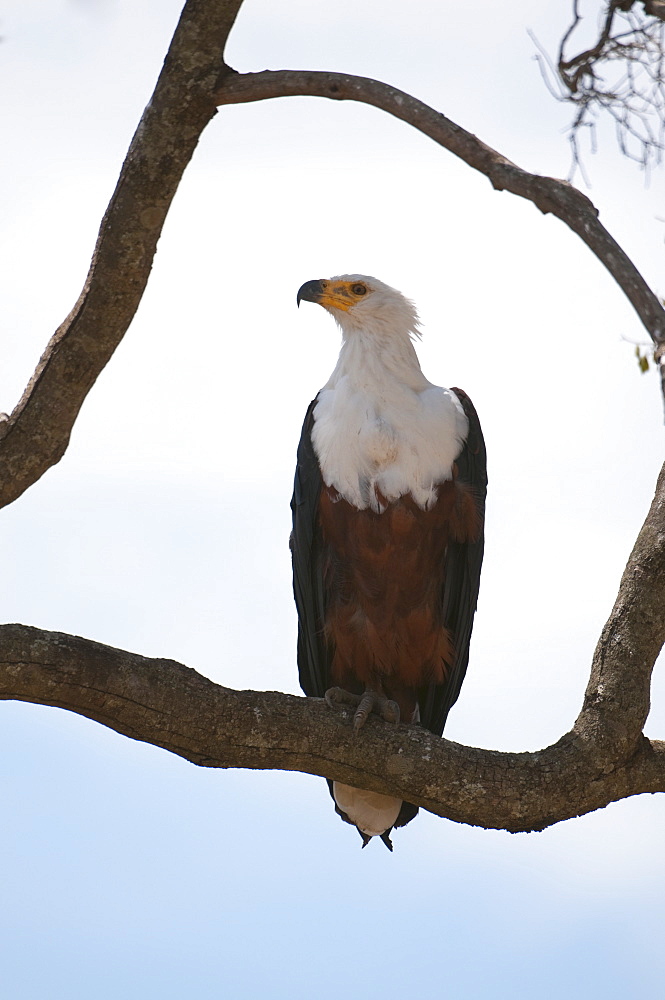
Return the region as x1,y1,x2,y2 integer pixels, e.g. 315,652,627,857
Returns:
290,397,332,699
418,387,487,737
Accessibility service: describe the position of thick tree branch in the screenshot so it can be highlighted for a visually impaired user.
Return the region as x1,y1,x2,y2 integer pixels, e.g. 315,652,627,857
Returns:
216,69,665,387
1,621,664,834
1,467,663,835
2,463,664,833
576,460,665,756
0,0,244,510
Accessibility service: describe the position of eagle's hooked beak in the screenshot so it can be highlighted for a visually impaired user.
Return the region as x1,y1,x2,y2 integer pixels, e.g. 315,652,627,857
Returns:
297,278,363,312
296,279,325,307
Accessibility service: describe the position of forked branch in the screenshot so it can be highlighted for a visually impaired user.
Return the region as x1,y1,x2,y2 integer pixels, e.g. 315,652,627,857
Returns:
553,0,665,172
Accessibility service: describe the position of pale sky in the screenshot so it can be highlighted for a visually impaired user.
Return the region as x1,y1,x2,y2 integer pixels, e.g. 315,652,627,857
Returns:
1,2,664,998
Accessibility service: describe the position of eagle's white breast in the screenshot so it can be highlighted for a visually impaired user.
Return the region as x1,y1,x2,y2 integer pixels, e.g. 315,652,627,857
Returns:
313,380,467,511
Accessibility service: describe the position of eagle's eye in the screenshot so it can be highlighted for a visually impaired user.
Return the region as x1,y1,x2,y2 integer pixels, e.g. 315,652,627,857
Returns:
352,283,367,296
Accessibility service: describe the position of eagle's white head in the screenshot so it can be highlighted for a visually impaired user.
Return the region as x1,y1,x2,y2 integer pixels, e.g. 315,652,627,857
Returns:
297,274,421,342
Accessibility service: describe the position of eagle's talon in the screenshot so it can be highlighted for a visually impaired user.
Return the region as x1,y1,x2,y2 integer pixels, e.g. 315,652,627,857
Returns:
324,686,358,710
353,691,400,730
381,698,400,725
324,686,400,730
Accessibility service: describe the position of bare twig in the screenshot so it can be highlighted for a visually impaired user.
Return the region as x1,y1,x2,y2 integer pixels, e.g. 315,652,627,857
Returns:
544,1,665,173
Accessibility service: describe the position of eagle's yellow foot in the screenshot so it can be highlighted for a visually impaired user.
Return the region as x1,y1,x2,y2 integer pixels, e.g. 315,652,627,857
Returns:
324,687,400,731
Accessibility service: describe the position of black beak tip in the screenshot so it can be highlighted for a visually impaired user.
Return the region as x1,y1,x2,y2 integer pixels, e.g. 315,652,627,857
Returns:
297,279,323,308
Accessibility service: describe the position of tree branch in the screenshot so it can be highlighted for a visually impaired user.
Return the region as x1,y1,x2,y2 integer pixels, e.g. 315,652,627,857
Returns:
576,460,665,756
216,68,665,398
2,461,664,833
554,0,665,172
1,620,664,834
0,0,244,511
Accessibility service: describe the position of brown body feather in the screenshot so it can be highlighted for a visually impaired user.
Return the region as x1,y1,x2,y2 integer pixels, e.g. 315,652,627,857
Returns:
318,472,481,724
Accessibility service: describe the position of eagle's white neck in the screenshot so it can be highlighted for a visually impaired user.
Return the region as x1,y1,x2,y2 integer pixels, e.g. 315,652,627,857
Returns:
323,312,431,395
312,303,468,513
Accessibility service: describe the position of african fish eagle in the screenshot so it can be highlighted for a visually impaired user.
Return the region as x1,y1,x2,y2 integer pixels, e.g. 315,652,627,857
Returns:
291,275,486,849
